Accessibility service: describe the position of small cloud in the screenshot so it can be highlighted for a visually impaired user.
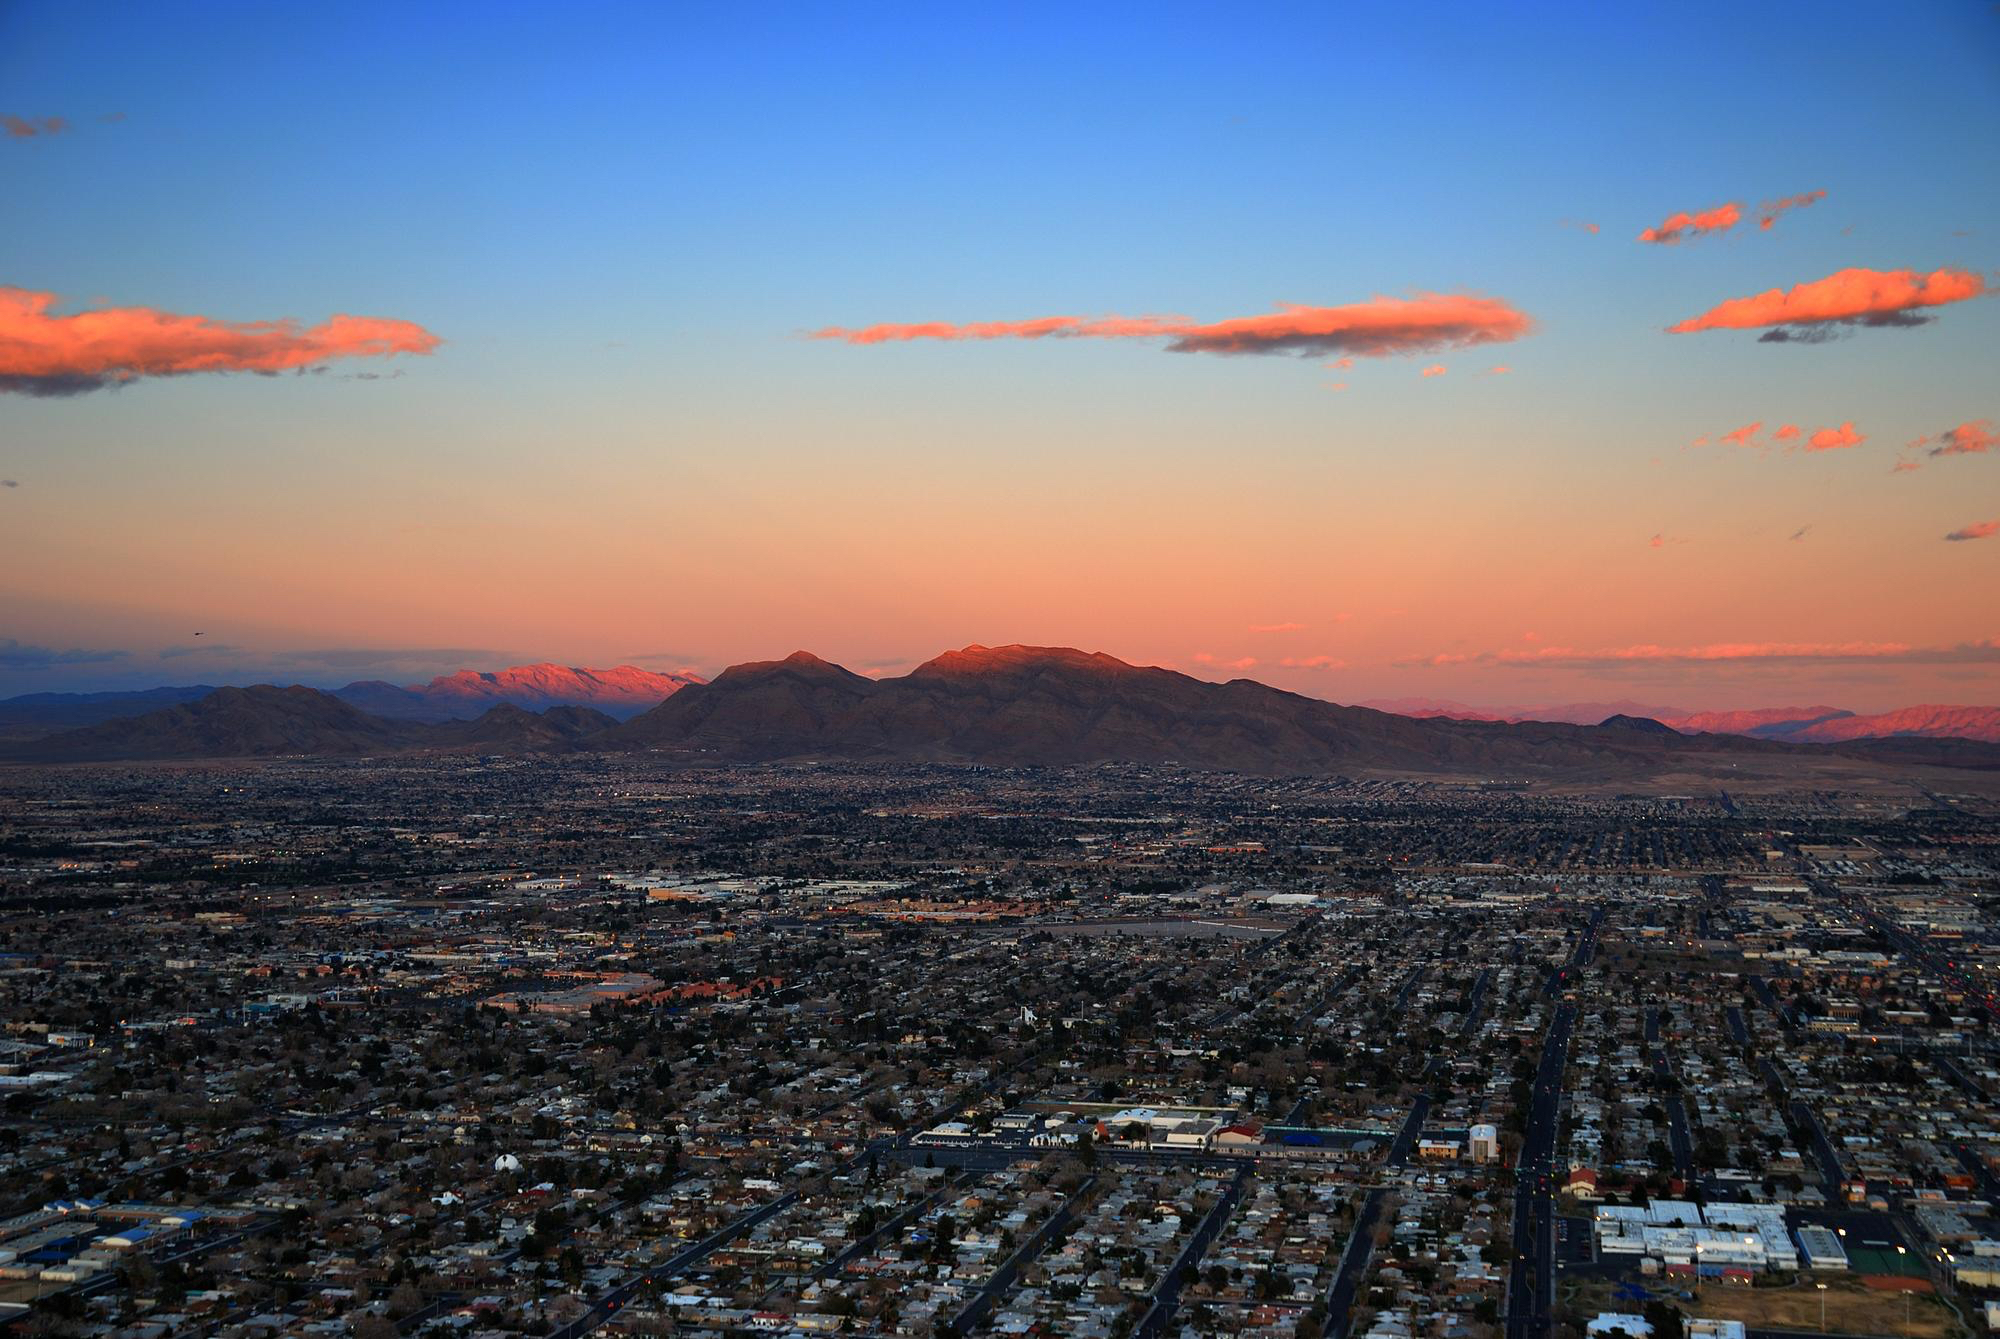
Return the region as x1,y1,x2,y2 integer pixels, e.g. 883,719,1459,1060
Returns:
1890,460,1922,474
1639,201,1742,244
1669,266,1986,339
1690,436,1711,448
158,643,239,660
1788,525,1811,541
1649,533,1666,548
1,479,17,488
1926,419,1997,457
99,112,127,124
1807,421,1865,451
1559,219,1601,236
1944,519,1998,542
1485,364,1511,375
1248,622,1306,634
1278,655,1346,670
1325,381,1348,392
1420,363,1446,377
1325,357,1353,370
1772,424,1801,442
1756,189,1827,231
3,115,69,139
1192,653,1258,670
1718,421,1763,447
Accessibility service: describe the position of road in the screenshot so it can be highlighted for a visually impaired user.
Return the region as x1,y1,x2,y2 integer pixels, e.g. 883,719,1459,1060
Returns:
1132,1169,1249,1339
1321,1187,1386,1339
545,1187,804,1339
1459,968,1493,1039
1750,976,1796,1033
1787,1099,1848,1195
1645,1008,1694,1181
1839,886,1999,1027
1506,1000,1576,1339
945,1174,1098,1335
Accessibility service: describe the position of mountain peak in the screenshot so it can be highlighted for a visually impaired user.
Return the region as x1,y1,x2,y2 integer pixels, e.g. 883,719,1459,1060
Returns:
335,661,701,722
911,644,1137,678
1599,713,1679,735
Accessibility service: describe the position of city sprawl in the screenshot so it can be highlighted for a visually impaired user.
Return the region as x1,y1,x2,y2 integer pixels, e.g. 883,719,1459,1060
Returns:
0,761,1995,1339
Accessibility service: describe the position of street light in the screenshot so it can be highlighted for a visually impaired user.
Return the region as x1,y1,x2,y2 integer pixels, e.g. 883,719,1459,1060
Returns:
1896,1247,1909,1337
1817,1281,1827,1331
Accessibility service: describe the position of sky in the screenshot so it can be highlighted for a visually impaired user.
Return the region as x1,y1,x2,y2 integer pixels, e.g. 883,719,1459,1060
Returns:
2,0,1998,711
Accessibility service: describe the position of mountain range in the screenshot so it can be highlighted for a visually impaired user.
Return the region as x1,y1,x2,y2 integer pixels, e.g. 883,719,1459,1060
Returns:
0,663,700,739
329,663,702,721
1358,697,2000,744
6,645,1993,786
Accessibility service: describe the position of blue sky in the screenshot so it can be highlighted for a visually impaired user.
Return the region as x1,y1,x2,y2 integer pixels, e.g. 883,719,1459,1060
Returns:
3,1,1997,707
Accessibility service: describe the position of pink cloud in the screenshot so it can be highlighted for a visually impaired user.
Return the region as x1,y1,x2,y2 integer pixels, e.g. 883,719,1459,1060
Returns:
1279,655,1346,670
3,115,68,139
1193,653,1259,671
1420,363,1446,377
1668,266,1987,339
1757,189,1827,231
1891,460,1922,473
1485,364,1512,375
1772,424,1801,441
1945,519,1998,542
1923,419,1997,457
1248,622,1305,634
1639,201,1742,244
0,286,440,395
1807,421,1865,451
1718,421,1762,447
810,293,1535,360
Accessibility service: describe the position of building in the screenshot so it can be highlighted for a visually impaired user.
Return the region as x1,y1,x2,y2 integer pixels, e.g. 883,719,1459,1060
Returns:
1469,1123,1500,1164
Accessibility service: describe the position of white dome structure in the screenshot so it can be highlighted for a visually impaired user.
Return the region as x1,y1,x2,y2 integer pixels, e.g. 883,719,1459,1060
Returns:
494,1153,523,1172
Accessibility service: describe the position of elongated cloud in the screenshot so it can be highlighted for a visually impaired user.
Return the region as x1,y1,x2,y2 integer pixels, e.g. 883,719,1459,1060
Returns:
1420,363,1446,377
1917,419,1997,457
1946,520,1997,542
1807,421,1865,451
1248,622,1305,634
1407,638,2000,670
810,293,1534,360
0,287,441,395
1639,202,1741,244
1279,655,1346,670
1758,189,1826,230
1668,266,1987,339
1772,424,1801,442
1718,421,1762,447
